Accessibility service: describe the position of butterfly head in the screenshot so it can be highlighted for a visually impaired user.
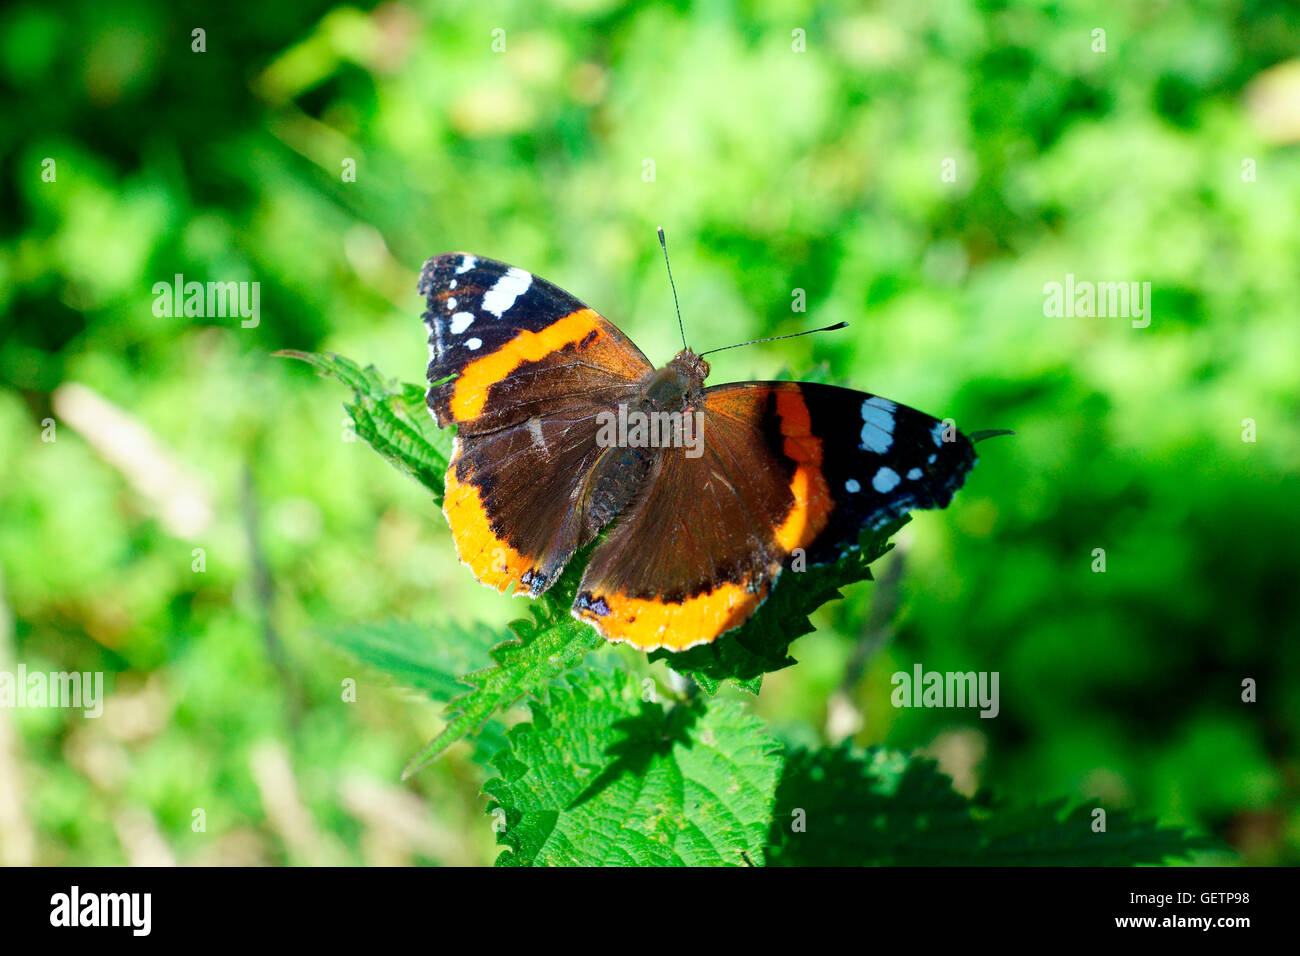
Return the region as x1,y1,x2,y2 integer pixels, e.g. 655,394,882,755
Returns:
644,349,709,410
669,347,710,384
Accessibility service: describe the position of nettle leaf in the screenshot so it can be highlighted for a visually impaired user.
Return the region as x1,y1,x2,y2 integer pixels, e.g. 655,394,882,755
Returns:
767,746,974,865
318,619,510,763
401,558,605,778
317,620,499,703
973,799,1221,866
283,359,1189,868
652,518,906,694
484,667,781,866
278,350,452,500
766,745,1215,866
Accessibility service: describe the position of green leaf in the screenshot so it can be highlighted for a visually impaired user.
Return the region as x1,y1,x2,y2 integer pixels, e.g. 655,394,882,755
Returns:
401,555,606,779
484,667,781,866
287,354,1199,865
766,744,1218,866
651,518,906,694
316,620,499,703
974,798,1222,866
318,619,510,763
969,428,1016,444
277,350,452,501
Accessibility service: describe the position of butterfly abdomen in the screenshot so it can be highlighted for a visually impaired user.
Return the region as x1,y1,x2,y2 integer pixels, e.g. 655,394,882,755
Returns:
581,445,656,538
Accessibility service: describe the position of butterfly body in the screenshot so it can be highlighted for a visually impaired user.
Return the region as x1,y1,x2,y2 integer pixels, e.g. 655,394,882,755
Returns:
420,252,977,651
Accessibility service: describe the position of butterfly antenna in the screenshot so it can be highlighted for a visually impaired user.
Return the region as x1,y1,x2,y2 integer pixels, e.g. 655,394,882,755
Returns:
658,227,687,350
698,321,849,357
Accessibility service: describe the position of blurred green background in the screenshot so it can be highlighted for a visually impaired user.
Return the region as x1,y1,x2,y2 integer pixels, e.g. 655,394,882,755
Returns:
2,0,1297,866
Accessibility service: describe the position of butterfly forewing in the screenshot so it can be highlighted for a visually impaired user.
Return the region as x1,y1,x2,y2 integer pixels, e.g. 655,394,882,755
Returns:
730,382,978,565
419,253,652,434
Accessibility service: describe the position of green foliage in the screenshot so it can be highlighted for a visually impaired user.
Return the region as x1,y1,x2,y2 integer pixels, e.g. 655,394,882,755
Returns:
401,585,605,778
485,667,780,866
6,0,1295,867
317,618,512,763
766,746,1217,867
278,351,452,502
481,669,1210,867
284,350,603,772
316,620,499,703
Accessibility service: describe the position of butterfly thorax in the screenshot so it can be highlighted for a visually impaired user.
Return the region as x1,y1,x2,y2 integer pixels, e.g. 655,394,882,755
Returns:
576,350,708,542
642,349,710,411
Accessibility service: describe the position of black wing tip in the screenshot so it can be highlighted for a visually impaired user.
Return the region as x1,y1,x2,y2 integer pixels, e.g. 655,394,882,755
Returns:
417,252,460,297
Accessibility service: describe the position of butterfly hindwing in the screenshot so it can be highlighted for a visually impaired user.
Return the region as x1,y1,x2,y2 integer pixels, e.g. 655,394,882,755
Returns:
572,382,976,650
571,390,793,650
444,416,608,596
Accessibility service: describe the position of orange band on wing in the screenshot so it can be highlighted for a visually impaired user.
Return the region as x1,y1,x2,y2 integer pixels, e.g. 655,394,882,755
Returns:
443,466,534,594
449,308,603,422
771,389,833,551
574,581,766,651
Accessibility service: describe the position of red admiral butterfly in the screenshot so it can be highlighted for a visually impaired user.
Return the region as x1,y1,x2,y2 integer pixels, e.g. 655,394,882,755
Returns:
419,238,977,651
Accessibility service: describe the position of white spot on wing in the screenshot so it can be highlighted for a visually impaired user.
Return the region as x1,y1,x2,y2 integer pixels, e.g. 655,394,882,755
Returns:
931,421,948,446
449,279,457,289
455,255,476,274
845,478,861,493
446,297,457,310
527,417,548,453
449,311,475,334
907,467,922,480
859,396,896,453
872,467,901,493
465,337,483,350
483,267,533,318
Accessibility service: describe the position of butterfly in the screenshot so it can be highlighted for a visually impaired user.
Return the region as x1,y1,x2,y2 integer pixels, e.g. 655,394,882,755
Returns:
419,247,977,652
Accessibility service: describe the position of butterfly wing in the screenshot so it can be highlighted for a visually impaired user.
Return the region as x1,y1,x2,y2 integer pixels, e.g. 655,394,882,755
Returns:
421,253,653,434
738,382,979,564
420,254,655,595
571,382,976,650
